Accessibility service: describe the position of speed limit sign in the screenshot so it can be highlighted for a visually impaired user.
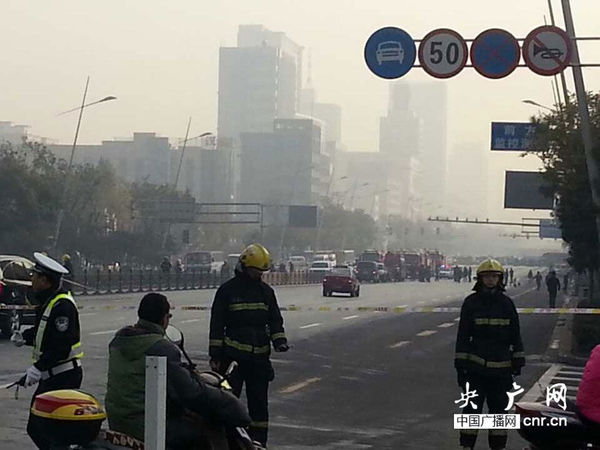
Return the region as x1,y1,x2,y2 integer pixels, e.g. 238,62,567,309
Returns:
418,28,468,78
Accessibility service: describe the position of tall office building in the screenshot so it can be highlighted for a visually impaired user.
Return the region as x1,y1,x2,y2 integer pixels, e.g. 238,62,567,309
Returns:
217,25,303,199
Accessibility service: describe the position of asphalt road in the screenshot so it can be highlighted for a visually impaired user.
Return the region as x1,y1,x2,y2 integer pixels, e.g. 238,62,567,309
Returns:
0,268,560,449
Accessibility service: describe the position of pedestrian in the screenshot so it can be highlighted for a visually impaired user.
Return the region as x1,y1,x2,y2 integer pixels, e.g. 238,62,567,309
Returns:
546,270,561,308
509,267,514,286
289,260,294,273
61,253,74,280
209,244,289,447
527,270,533,284
160,256,172,273
278,261,287,273
175,258,183,273
563,272,570,294
455,258,525,450
11,253,83,449
462,266,468,283
535,271,542,290
220,260,230,280
468,266,472,282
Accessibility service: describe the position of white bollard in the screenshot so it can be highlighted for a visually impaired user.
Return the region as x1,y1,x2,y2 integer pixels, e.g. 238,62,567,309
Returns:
145,356,167,450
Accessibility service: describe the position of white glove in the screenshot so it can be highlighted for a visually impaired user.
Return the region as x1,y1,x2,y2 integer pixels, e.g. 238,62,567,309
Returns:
24,365,42,387
10,331,24,347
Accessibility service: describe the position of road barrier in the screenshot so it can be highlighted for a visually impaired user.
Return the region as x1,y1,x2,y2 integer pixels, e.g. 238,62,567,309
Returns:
56,268,322,296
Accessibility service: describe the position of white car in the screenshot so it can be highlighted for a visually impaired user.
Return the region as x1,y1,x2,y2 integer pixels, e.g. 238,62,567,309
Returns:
309,261,334,275
376,41,404,65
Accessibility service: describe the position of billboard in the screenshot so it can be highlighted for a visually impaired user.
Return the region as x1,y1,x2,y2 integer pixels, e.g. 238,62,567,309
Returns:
504,171,554,210
491,122,538,151
288,205,317,228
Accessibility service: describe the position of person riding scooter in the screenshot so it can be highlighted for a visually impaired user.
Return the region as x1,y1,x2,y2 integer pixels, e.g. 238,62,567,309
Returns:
105,293,250,449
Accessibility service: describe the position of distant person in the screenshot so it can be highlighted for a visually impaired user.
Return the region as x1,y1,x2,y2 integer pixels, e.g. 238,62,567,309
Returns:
278,262,287,273
563,272,570,294
535,271,543,291
160,256,171,273
462,266,468,282
509,267,514,286
467,266,472,282
454,266,461,283
289,260,294,273
220,260,230,280
61,254,74,280
527,269,533,284
546,270,561,308
175,259,183,273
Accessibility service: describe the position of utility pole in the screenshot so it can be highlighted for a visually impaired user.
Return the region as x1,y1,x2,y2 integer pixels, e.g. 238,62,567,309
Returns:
548,0,570,107
561,0,600,299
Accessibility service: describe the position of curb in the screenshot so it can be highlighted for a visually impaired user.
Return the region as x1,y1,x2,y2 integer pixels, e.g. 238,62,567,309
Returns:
546,295,588,367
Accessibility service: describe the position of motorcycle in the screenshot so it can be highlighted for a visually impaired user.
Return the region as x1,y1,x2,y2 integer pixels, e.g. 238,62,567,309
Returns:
4,325,262,450
515,398,600,449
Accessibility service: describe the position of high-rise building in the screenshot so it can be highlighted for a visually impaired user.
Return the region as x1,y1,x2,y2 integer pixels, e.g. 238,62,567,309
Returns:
0,121,28,146
239,119,326,206
447,142,489,219
217,25,303,199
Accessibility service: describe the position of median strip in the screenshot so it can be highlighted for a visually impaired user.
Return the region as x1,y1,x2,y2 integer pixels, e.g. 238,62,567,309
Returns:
279,377,321,394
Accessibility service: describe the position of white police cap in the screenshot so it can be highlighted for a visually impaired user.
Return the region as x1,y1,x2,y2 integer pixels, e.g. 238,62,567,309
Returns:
33,252,69,276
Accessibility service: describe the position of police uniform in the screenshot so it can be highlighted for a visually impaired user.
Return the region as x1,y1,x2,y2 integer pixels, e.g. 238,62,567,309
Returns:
19,253,83,449
454,259,525,450
209,244,287,446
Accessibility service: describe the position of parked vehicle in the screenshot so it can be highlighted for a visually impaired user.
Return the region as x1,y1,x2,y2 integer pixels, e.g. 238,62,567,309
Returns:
358,250,383,263
438,264,453,279
288,256,308,271
383,251,406,281
183,251,213,273
322,266,360,297
356,261,379,283
0,255,36,337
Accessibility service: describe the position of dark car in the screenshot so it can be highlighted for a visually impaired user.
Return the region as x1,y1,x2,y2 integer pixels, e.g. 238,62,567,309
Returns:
356,261,379,283
0,255,36,337
322,266,360,297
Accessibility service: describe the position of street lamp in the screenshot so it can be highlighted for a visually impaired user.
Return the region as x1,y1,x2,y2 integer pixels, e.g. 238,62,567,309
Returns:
522,99,554,112
53,76,117,249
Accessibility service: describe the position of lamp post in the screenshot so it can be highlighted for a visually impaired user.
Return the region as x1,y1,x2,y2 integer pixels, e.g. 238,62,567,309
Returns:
52,76,117,250
522,99,554,112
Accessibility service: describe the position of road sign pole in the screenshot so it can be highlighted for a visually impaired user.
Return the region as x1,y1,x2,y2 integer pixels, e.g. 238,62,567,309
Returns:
548,0,570,107
561,0,600,300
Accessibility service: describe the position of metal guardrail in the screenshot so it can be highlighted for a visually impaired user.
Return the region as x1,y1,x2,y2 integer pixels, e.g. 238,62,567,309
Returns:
69,269,321,296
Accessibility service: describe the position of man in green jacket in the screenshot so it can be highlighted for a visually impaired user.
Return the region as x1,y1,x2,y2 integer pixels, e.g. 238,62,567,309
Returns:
105,293,250,448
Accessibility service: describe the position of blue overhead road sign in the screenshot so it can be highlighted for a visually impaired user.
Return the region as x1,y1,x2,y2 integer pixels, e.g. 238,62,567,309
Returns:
364,27,416,79
471,28,520,79
491,122,538,151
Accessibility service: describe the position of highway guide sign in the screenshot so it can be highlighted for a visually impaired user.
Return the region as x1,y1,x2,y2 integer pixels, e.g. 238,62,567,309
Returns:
471,28,520,79
418,28,468,78
491,122,538,151
364,27,416,79
522,25,572,76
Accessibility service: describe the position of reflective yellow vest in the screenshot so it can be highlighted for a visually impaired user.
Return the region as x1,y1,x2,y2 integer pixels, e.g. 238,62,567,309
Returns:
32,292,83,363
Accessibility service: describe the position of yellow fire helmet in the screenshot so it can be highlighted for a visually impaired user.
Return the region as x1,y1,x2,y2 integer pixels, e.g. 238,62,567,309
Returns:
476,258,504,276
239,243,271,271
31,389,106,421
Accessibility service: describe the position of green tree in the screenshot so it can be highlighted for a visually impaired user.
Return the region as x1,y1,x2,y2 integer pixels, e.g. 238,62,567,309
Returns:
529,93,600,278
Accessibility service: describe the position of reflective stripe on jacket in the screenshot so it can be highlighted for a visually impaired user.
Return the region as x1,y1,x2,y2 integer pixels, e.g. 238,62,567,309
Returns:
32,291,83,365
454,289,525,377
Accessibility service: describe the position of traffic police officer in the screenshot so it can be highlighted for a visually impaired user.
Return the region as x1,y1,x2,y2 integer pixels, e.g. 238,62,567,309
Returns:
454,258,525,450
209,243,288,447
12,252,83,449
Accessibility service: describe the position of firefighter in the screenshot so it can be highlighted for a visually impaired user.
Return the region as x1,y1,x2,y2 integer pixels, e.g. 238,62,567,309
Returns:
11,252,83,449
209,243,288,447
454,258,525,450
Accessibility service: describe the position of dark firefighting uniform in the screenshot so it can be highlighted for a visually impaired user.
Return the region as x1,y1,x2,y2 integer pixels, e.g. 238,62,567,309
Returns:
23,288,83,449
454,287,525,450
209,270,287,445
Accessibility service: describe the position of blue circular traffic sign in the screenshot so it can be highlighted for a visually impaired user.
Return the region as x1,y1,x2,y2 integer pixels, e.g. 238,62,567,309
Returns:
364,27,416,79
470,28,520,79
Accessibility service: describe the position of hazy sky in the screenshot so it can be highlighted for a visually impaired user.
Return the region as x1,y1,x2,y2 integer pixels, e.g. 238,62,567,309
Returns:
2,0,599,231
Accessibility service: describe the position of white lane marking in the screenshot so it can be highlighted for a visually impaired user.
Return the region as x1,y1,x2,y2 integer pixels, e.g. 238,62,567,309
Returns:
454,317,461,322
90,329,118,336
417,300,426,305
342,315,359,320
300,323,321,329
389,341,410,349
79,313,97,317
180,319,200,324
550,339,560,350
279,377,321,394
416,330,437,337
438,322,455,328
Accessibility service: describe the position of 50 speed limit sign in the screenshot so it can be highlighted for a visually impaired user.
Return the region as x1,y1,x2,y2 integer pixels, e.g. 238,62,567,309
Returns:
418,28,468,78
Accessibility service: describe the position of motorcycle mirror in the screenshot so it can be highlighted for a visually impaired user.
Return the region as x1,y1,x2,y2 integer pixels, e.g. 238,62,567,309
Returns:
165,325,184,347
